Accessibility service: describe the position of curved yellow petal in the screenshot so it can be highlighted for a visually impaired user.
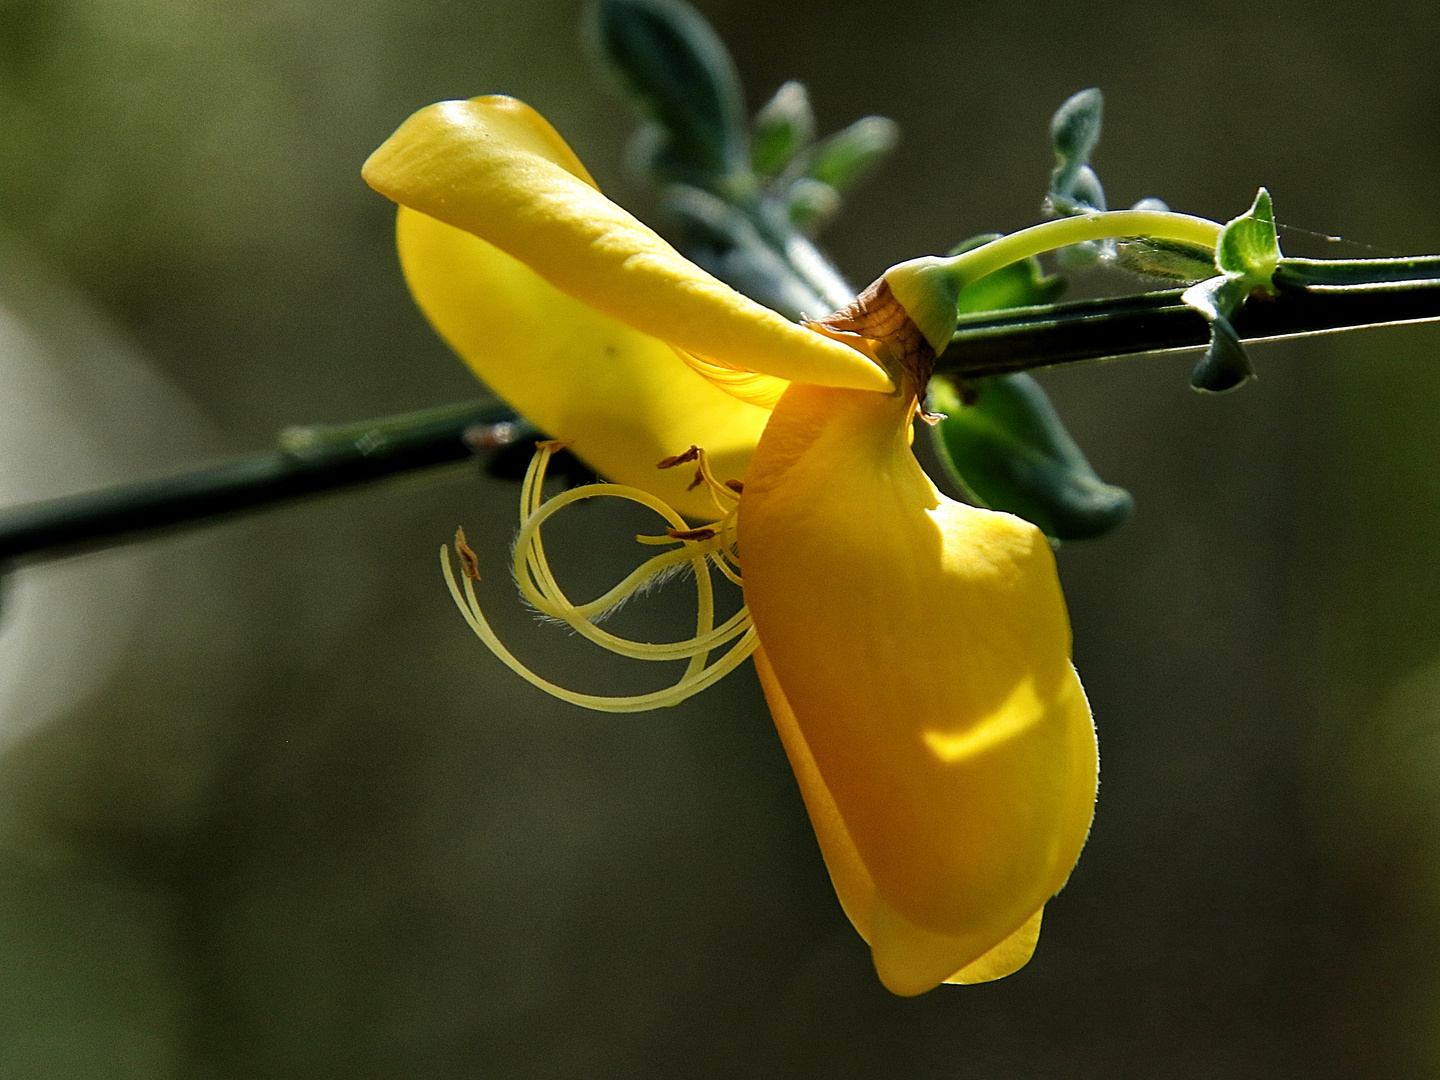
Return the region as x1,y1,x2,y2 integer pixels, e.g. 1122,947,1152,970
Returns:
741,383,1097,995
363,95,893,393
754,645,877,936
946,907,1043,985
397,206,768,520
758,642,1054,995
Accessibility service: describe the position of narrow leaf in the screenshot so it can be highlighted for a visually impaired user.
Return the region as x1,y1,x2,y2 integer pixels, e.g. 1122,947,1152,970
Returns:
593,0,749,181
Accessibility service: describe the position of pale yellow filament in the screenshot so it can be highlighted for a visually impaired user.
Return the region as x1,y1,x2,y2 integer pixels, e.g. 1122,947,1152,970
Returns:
441,440,756,712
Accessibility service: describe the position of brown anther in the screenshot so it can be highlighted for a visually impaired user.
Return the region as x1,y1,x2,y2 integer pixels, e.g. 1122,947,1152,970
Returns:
814,277,937,395
724,479,745,495
687,467,706,491
657,445,701,470
454,527,482,581
666,526,717,542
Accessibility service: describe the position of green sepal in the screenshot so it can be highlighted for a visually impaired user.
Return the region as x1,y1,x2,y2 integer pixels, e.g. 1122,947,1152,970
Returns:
593,0,749,184
884,256,964,352
803,115,899,192
929,375,1134,542
948,233,1066,312
751,80,814,178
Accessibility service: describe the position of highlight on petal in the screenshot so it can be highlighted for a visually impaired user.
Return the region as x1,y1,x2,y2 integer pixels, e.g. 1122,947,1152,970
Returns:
396,205,766,519
364,95,893,393
676,350,789,410
741,382,1097,995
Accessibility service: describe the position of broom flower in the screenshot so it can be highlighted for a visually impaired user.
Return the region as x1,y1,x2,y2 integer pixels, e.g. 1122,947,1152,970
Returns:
364,95,1098,995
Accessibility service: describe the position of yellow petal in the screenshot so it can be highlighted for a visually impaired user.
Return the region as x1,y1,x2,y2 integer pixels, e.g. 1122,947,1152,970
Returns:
754,645,877,936
946,907,1043,985
363,95,893,393
758,644,1053,995
397,206,768,520
741,383,1097,995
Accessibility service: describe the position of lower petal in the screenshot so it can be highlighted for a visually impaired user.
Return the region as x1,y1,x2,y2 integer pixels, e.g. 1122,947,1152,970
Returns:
946,907,1044,985
754,646,876,938
742,383,1098,994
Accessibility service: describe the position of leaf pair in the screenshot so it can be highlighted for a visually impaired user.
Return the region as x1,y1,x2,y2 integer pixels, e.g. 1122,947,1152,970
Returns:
1180,188,1281,392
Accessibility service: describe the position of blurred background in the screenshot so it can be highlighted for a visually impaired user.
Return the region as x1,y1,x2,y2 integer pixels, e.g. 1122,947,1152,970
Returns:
0,0,1437,1076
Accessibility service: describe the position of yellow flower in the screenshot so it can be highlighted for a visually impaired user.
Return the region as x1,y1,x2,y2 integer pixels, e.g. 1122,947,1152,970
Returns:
364,96,1097,996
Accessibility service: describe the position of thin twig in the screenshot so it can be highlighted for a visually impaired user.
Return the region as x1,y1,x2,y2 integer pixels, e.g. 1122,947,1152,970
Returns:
0,399,516,568
936,278,1440,379
2,275,1438,570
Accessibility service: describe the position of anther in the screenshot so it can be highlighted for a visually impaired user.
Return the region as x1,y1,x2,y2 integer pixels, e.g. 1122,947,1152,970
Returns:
454,526,482,581
657,446,701,469
666,526,717,542
536,438,576,452
724,478,744,495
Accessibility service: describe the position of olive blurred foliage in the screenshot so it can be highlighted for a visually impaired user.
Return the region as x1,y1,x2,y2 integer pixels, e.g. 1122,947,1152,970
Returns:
1,0,1439,1077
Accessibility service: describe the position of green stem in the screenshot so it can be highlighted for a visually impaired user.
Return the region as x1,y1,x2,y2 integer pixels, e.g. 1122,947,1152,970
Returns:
0,399,517,568
936,210,1222,286
885,210,1224,348
0,258,1437,571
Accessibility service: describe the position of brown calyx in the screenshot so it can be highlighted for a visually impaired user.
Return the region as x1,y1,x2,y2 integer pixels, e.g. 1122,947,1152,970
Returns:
811,277,936,398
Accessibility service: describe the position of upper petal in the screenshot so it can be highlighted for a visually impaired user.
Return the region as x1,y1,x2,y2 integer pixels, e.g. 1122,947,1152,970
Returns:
741,383,1097,993
397,206,767,520
364,96,893,393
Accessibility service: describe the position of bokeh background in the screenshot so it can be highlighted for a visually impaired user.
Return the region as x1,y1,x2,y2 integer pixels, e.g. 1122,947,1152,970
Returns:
0,0,1437,1076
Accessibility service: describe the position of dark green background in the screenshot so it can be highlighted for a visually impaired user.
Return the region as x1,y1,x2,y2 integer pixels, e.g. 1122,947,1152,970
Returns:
0,0,1437,1075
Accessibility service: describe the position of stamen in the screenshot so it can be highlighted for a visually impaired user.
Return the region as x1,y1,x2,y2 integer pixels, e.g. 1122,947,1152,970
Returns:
667,526,717,541
443,439,755,712
656,445,700,469
454,526,482,581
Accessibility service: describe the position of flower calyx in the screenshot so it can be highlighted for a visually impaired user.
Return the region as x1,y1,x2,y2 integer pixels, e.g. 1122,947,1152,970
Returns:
808,276,937,399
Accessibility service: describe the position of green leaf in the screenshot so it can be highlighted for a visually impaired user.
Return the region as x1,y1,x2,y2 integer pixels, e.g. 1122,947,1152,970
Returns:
662,184,827,320
751,80,814,178
925,235,1129,541
1215,187,1280,281
929,375,1134,542
783,176,840,233
1049,88,1105,205
804,115,898,191
1115,236,1217,282
593,0,749,183
1180,275,1258,392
